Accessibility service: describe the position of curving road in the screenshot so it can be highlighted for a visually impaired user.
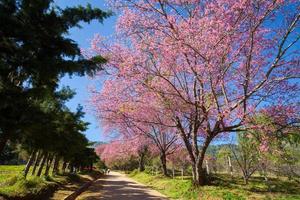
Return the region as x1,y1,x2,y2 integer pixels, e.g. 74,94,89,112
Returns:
76,171,168,200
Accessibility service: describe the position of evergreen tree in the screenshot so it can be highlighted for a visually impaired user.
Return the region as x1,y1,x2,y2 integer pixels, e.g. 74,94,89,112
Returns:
0,0,111,153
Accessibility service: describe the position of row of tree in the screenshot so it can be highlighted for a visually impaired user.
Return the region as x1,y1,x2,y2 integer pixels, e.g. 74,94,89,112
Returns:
0,0,110,176
21,102,99,178
96,120,300,185
90,0,300,186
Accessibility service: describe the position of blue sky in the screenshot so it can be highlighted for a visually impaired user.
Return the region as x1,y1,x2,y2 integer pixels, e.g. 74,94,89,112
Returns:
56,0,117,142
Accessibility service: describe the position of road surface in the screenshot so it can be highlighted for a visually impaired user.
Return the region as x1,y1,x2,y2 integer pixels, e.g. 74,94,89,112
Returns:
76,171,168,200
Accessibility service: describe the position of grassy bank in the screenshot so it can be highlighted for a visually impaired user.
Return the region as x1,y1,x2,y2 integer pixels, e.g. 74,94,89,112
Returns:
0,165,67,199
0,165,101,199
0,165,25,183
0,175,59,199
128,171,300,200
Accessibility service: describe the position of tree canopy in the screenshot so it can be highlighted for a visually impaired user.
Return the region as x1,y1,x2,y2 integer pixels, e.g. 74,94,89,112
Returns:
0,0,111,153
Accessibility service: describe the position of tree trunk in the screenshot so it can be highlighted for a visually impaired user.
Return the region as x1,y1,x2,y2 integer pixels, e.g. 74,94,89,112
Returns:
191,139,211,186
62,161,67,173
261,162,268,181
52,156,60,175
24,150,36,178
181,167,184,180
243,175,249,185
37,152,48,177
172,166,175,178
44,154,53,176
205,160,210,175
160,152,168,176
0,131,10,155
138,154,145,172
32,151,41,175
192,142,211,186
260,162,270,190
192,160,207,186
70,165,74,173
242,170,249,185
178,120,213,186
228,156,233,177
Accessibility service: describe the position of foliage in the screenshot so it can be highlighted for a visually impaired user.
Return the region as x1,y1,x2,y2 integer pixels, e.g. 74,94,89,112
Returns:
95,136,153,168
0,142,27,165
90,0,300,185
0,0,110,154
167,147,190,169
0,0,109,191
247,114,300,181
230,133,260,184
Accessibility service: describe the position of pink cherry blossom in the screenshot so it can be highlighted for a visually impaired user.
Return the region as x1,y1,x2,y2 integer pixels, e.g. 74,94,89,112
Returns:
90,0,300,185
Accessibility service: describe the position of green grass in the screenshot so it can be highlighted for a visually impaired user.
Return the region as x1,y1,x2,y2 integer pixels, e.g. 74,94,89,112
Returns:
129,170,198,200
0,165,103,199
0,165,25,183
0,165,25,171
0,165,69,198
0,175,55,198
128,171,300,200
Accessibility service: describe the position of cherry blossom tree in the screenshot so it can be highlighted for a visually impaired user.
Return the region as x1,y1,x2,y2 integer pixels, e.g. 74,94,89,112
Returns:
249,105,300,152
168,147,190,178
121,123,178,176
95,136,152,171
90,74,179,176
94,107,178,175
230,132,260,184
90,0,300,185
246,106,300,181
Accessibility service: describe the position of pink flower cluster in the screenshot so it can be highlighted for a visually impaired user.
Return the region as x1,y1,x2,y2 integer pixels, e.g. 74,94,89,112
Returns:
90,0,299,171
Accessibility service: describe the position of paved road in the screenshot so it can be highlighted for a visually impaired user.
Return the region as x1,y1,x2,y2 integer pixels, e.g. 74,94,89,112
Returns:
76,171,168,200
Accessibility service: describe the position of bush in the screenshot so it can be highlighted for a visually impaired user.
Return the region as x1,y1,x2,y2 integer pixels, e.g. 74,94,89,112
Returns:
130,169,139,176
144,166,153,174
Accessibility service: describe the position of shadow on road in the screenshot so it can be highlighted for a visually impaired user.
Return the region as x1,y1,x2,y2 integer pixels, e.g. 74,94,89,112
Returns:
77,172,168,200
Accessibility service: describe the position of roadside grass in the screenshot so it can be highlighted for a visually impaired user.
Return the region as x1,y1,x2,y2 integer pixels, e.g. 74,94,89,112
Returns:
0,165,67,198
128,170,300,200
0,175,57,198
0,165,100,199
128,170,198,200
0,165,25,183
